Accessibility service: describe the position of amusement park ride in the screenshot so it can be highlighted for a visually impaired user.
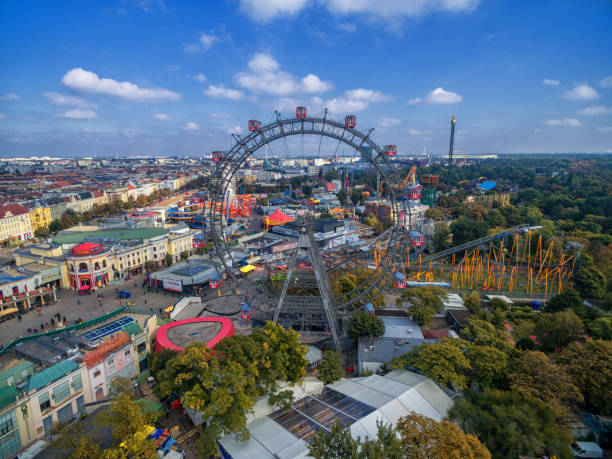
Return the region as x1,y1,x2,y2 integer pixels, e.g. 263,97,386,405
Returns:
204,107,576,352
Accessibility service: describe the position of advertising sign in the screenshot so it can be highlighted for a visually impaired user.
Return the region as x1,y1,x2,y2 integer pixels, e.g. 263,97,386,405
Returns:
163,278,182,292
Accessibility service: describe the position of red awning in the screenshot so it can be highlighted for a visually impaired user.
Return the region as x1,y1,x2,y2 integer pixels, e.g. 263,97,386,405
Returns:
79,285,90,290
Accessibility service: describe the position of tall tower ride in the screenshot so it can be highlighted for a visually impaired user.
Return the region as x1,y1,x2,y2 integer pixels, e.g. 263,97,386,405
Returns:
447,114,456,184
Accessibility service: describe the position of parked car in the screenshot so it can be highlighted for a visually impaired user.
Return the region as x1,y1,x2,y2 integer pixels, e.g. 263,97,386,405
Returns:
570,442,604,458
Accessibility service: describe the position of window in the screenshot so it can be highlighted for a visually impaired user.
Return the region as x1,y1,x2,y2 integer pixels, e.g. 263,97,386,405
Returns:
39,392,50,411
53,381,70,404
72,374,83,392
103,260,107,268
0,410,15,436
93,369,101,378
108,358,116,374
124,349,132,362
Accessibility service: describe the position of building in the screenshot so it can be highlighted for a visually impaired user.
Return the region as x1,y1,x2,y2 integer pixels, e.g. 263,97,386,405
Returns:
149,258,219,295
0,384,35,459
65,242,111,292
218,370,454,459
81,332,137,401
26,205,52,234
0,204,33,247
13,242,71,289
357,315,426,375
24,360,91,439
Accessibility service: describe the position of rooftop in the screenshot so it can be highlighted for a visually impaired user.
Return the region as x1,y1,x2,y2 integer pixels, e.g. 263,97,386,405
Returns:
25,360,79,393
53,227,169,244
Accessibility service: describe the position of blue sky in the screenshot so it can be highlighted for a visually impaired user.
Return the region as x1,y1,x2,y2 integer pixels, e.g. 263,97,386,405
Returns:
0,0,611,157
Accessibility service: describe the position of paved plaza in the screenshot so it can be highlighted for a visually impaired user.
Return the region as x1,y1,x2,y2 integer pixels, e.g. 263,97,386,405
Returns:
0,271,274,347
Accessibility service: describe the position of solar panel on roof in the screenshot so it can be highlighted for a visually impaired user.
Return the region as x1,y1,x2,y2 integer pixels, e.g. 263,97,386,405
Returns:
81,316,135,342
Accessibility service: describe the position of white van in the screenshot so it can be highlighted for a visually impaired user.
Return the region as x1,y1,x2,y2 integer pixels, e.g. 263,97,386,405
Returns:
570,442,604,458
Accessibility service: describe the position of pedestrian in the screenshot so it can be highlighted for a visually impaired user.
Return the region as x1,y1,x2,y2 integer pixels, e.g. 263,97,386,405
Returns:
144,299,147,305
77,299,81,305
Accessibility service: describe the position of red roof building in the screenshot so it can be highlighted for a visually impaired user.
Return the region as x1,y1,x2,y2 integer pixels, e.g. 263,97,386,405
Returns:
81,332,131,367
0,203,29,219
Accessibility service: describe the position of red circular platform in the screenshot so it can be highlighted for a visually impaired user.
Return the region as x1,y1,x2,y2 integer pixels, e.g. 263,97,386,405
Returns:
154,317,234,353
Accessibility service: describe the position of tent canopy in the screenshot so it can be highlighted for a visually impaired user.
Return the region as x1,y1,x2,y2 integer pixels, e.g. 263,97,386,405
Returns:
265,208,293,227
240,265,255,273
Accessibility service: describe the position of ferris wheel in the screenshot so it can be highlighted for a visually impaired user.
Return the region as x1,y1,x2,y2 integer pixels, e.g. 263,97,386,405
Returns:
206,107,407,345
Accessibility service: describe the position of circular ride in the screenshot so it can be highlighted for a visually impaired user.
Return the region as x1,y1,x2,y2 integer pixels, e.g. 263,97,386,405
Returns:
206,108,407,342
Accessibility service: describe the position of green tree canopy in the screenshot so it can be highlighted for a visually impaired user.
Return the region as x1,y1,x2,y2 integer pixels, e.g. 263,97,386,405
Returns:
508,351,582,418
450,388,572,459
460,318,511,350
463,291,481,314
346,310,385,342
318,351,343,384
398,287,447,327
557,339,612,414
535,310,583,351
544,289,583,313
450,217,489,246
468,345,510,387
392,339,471,389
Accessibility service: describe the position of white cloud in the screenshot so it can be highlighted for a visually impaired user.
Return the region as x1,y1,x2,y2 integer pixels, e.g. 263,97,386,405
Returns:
546,118,581,127
199,32,219,50
377,117,401,129
182,122,200,131
409,87,462,104
153,113,170,120
61,68,180,102
57,109,97,119
301,74,333,93
597,126,612,133
564,84,599,100
227,125,243,135
204,84,244,100
337,22,357,33
239,0,307,23
239,0,480,24
0,114,6,119
193,73,207,83
0,93,19,101
578,105,612,116
325,97,368,114
43,92,97,108
325,87,389,114
345,88,390,102
184,31,219,54
408,128,431,135
600,76,612,88
542,78,560,86
235,53,331,96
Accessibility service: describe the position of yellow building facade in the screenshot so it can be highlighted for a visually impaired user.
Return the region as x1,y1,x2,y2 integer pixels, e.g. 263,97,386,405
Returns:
27,207,52,233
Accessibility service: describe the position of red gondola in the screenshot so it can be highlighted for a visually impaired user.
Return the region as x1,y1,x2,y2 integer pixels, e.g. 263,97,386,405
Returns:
248,120,261,131
296,106,307,118
211,151,223,162
345,115,356,128
385,145,397,157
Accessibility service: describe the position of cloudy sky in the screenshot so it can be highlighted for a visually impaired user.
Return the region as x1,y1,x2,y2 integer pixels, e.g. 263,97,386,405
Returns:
0,0,611,156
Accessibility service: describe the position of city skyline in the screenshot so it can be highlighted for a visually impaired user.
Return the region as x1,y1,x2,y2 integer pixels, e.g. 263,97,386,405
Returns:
1,0,611,156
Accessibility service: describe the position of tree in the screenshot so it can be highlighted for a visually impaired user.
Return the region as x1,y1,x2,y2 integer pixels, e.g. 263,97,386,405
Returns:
450,389,572,459
308,415,490,459
463,291,481,314
396,413,491,459
34,226,50,238
589,317,612,340
557,339,612,414
164,253,172,266
433,224,451,252
544,289,583,313
96,393,157,448
574,265,606,299
397,286,447,327
535,310,583,351
303,184,312,198
337,188,348,206
468,345,509,387
508,351,582,418
392,339,471,389
109,376,135,399
347,310,385,342
516,336,537,350
350,189,362,206
157,322,308,456
318,351,343,384
49,421,102,459
450,217,488,246
460,318,510,350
